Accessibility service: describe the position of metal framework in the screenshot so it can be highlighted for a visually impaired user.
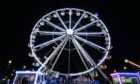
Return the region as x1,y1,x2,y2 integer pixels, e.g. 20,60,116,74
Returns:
29,8,111,77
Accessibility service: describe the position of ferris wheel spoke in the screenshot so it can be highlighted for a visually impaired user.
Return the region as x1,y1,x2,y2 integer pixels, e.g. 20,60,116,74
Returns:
38,37,68,71
75,32,106,37
33,35,65,50
75,35,107,52
36,31,65,35
72,38,94,67
72,38,90,69
74,20,98,32
72,11,85,30
55,11,68,30
42,19,65,32
50,38,68,71
69,9,72,29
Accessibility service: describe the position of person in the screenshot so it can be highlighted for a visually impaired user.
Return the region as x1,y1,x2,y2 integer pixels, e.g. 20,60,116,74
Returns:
28,75,35,84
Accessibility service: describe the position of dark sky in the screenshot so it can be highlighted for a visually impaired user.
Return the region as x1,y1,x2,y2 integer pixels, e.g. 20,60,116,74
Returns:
0,0,140,76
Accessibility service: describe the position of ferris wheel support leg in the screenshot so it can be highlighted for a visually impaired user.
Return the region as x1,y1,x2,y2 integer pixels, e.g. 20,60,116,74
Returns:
82,49,112,84
72,39,89,70
73,38,96,80
83,49,112,84
37,38,67,72
95,67,112,84
73,38,93,66
73,38,112,84
72,38,94,80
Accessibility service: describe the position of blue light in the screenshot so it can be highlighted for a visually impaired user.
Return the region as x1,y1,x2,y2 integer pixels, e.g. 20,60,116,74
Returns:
16,71,43,75
111,72,140,76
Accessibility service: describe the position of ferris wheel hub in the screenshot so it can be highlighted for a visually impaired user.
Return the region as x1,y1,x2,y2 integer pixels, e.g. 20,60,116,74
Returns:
66,29,74,35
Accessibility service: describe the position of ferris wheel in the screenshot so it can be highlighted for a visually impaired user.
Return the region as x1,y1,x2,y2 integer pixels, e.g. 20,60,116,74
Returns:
29,8,111,77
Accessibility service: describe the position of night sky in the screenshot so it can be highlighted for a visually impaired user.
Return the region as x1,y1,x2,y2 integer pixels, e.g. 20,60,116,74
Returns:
0,0,140,77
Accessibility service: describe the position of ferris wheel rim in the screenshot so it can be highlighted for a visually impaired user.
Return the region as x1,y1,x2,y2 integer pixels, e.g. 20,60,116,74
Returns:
29,8,111,76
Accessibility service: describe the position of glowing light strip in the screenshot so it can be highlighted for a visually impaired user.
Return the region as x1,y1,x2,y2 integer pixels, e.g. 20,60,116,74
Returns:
111,72,140,76
16,71,43,75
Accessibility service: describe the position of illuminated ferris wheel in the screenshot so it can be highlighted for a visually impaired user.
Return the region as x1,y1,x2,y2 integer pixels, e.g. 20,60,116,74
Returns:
29,8,111,77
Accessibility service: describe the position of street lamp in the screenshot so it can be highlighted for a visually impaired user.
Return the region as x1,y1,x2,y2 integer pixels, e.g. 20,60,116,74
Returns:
124,59,128,63
8,60,12,64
